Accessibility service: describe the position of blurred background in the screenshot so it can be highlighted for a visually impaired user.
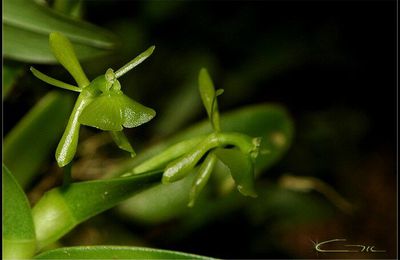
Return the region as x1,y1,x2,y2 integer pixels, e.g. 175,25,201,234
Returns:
3,0,397,259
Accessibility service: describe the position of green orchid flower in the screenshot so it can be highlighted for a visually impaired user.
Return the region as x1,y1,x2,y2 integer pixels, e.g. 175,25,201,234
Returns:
31,32,156,168
131,68,261,207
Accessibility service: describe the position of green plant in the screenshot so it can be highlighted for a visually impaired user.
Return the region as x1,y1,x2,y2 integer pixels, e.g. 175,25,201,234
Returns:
3,3,293,259
31,32,155,168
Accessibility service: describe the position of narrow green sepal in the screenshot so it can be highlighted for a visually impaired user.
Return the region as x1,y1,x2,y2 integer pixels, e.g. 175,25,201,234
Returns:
188,152,217,207
115,45,155,78
30,67,81,92
110,131,136,157
49,32,90,88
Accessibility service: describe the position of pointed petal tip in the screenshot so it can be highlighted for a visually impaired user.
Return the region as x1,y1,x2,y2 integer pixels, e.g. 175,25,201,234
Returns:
237,185,258,198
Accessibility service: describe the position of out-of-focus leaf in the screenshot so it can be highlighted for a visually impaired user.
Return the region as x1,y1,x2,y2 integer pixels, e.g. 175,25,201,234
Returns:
52,0,82,18
34,246,213,259
116,104,294,224
3,24,112,64
3,0,117,63
3,91,74,187
116,174,195,225
32,170,162,249
3,63,24,99
2,164,36,259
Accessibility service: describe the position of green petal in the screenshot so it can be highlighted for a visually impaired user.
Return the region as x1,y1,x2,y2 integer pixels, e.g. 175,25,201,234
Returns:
79,93,155,131
117,95,156,128
79,94,124,131
214,148,257,197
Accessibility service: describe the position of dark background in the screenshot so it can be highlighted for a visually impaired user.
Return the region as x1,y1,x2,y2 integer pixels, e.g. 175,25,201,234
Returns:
87,1,398,258
4,0,397,258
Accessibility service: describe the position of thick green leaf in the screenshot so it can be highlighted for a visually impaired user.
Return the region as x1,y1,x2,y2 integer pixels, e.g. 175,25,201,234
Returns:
3,91,74,187
214,148,257,197
34,246,213,259
3,0,117,63
3,63,23,99
116,104,294,224
32,170,162,249
2,164,36,259
79,92,156,131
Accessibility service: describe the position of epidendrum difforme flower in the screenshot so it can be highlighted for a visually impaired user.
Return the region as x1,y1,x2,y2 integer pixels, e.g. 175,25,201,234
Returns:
130,68,261,207
31,32,156,167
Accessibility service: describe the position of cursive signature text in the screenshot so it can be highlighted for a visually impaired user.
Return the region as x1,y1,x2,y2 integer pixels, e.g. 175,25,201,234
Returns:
314,238,386,253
